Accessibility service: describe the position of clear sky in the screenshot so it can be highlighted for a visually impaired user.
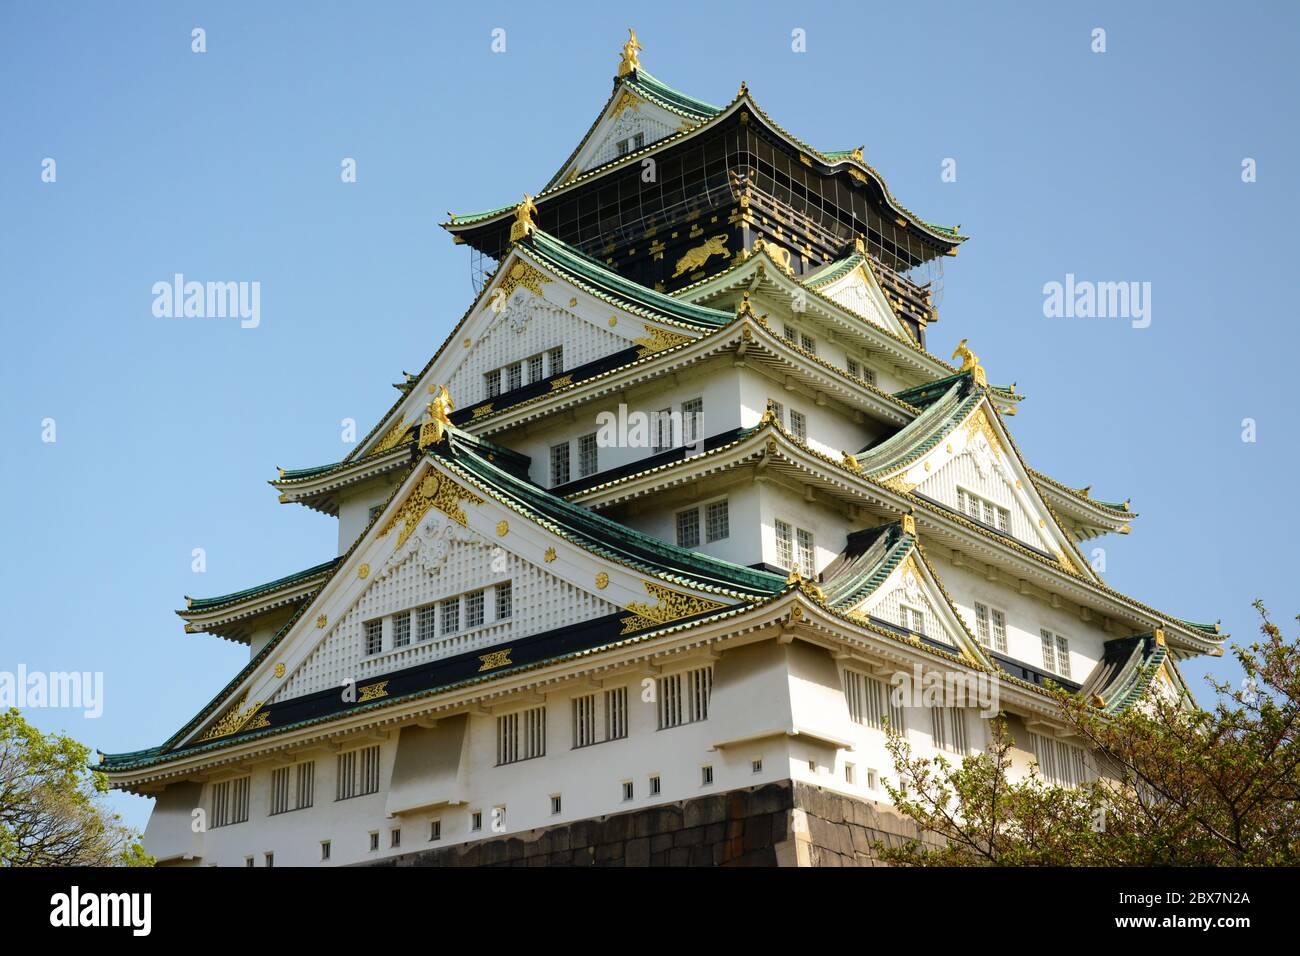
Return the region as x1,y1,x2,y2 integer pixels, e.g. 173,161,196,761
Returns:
2,1,1296,834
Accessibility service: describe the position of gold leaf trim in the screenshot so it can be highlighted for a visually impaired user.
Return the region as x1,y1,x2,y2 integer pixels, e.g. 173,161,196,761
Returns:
619,581,728,636
382,471,486,546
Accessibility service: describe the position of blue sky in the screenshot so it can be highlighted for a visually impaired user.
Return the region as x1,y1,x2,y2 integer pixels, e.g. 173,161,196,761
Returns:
2,2,1296,834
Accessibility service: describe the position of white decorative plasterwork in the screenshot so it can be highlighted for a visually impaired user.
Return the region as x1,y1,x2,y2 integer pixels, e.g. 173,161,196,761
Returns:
902,569,924,606
497,294,564,336
379,510,479,580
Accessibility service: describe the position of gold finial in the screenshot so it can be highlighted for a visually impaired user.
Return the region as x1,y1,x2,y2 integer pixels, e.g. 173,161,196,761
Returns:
1153,628,1166,647
738,80,748,96
419,385,455,449
901,514,916,536
841,451,862,472
850,145,864,161
617,28,642,77
736,291,755,319
276,466,284,478
951,338,987,387
853,236,866,255
508,193,538,243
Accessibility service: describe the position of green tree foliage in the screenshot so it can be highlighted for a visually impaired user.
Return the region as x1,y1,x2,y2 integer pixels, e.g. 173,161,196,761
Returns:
0,709,152,866
879,602,1300,866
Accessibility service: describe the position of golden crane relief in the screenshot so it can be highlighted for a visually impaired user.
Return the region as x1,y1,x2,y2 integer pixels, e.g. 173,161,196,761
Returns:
672,234,730,278
617,28,642,77
951,338,987,387
508,193,539,243
419,385,455,450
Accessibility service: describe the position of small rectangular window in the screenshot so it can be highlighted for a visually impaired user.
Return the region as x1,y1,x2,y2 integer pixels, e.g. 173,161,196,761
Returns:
847,358,859,377
845,763,855,784
1040,629,1057,672
495,581,513,620
705,499,729,542
789,409,807,441
485,368,501,399
471,811,482,832
417,605,437,642
701,765,714,786
506,362,522,391
572,693,597,748
440,597,460,635
578,432,598,477
265,852,274,868
782,325,797,343
392,612,410,648
751,758,763,774
605,686,628,740
901,605,926,635
429,819,442,841
465,589,484,629
768,399,785,425
321,841,331,861
681,397,703,445
676,508,700,548
775,519,794,570
649,774,661,796
1056,634,1071,678
800,333,816,354
796,527,815,577
551,794,562,815
364,619,383,656
550,442,571,486
622,780,634,801
390,828,401,848
528,353,544,384
548,346,564,376
369,831,380,851
651,407,673,452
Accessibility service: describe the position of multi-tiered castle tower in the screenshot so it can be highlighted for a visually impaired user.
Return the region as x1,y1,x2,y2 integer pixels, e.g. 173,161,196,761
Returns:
105,33,1223,867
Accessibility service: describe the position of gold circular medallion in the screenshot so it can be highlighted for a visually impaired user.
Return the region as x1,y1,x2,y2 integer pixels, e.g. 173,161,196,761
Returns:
358,563,370,579
496,520,509,537
595,572,609,589
274,663,285,678
316,614,328,629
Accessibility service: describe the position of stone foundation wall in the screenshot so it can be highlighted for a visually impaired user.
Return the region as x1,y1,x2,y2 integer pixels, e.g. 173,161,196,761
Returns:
368,780,928,867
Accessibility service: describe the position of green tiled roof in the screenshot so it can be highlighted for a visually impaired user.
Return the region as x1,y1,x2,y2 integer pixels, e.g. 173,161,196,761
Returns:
851,377,981,475
820,523,912,610
185,559,340,612
626,69,721,120
447,202,517,226
526,230,732,329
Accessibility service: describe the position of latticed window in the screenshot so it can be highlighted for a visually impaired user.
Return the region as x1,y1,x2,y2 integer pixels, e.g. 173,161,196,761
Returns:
392,612,410,648
775,519,794,570
974,603,1008,653
364,619,382,656
578,432,598,478
495,581,512,620
549,442,570,486
768,398,785,425
789,409,807,441
682,397,703,444
705,499,729,542
465,590,484,629
1040,629,1059,673
800,333,816,354
548,346,563,375
506,362,522,391
528,353,544,384
652,407,673,451
440,597,460,634
484,368,501,399
847,358,859,378
417,605,436,642
901,604,926,635
796,527,815,577
676,508,700,548
1040,630,1072,677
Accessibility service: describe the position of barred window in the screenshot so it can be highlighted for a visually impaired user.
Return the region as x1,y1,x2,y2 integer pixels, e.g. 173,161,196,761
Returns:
800,332,816,354
392,612,410,648
1029,732,1088,787
465,589,484,629
775,519,794,570
336,745,380,801
789,409,807,441
528,353,544,384
578,432,598,478
651,407,673,452
497,706,546,765
495,581,513,620
974,603,1008,653
548,346,563,375
364,619,382,656
658,667,712,729
572,694,596,748
931,708,969,755
768,398,785,425
272,762,315,814
484,368,501,399
1040,629,1057,673
417,605,437,642
847,357,859,377
705,499,729,542
1041,630,1072,678
605,686,628,740
506,362,522,391
211,776,250,828
550,441,570,486
901,604,926,635
796,527,815,577
676,508,700,548
782,325,797,343
682,397,703,445
843,670,887,729
440,597,460,635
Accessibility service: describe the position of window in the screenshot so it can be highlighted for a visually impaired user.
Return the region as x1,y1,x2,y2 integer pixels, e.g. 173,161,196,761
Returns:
265,852,274,868
1029,733,1089,787
578,432,598,478
336,746,380,801
974,603,1008,653
548,346,563,376
211,777,250,828
682,397,703,445
649,774,661,796
572,694,596,748
465,589,484,629
782,325,797,343
768,398,785,425
775,519,794,570
843,669,905,732
658,666,712,729
752,758,763,774
527,353,544,384
705,499,729,542
245,856,254,868
1041,629,1071,677
417,605,437,642
900,604,926,635
392,612,410,648
429,819,441,841
270,762,314,815
495,581,513,620
651,407,673,452
368,504,382,522
321,841,331,861
676,508,700,548
440,597,460,634
369,831,380,851
506,362,522,391
701,765,714,786
605,686,628,740
789,409,807,441
471,811,482,832
931,708,969,754
622,780,634,801
867,769,879,791
800,332,816,354
390,828,401,849
364,619,382,656
551,794,562,815
957,487,1011,533
549,441,570,486
485,368,501,399
847,357,859,378
796,528,815,577
845,763,855,784
496,706,546,765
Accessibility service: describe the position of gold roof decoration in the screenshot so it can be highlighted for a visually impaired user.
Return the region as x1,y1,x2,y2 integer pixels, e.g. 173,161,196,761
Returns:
617,28,642,77
508,193,538,244
419,385,455,450
951,338,988,387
